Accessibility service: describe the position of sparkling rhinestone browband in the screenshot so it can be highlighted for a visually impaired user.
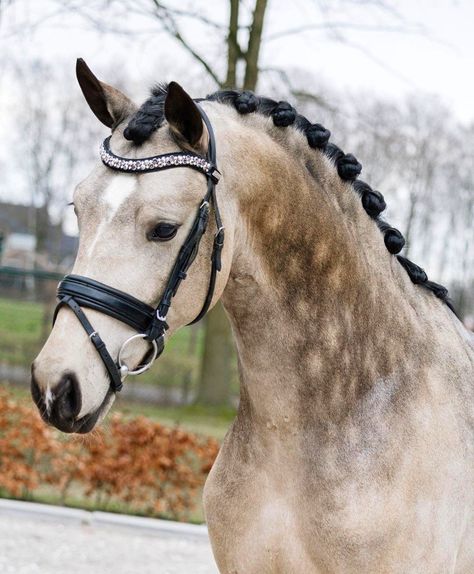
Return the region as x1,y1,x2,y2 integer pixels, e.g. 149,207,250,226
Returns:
99,136,220,182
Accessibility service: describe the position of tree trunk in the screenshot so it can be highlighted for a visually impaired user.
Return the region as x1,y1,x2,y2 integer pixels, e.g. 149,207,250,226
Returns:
35,203,51,256
403,191,418,259
196,303,233,405
196,0,269,406
224,0,240,89
243,0,268,91
181,323,199,404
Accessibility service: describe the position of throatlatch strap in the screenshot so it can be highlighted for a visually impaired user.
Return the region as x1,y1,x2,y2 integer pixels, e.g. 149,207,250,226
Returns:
55,296,123,392
187,106,224,324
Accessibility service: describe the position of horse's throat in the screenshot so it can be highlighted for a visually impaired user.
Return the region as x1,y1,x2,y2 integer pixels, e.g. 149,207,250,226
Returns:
222,227,419,427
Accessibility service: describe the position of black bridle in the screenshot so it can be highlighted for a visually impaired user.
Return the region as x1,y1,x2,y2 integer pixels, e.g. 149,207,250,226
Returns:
53,106,224,392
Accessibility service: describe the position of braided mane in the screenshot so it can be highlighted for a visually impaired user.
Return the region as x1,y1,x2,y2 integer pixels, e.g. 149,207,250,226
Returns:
124,85,456,316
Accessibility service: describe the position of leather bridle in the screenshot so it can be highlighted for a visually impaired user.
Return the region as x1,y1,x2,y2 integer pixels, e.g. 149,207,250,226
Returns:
53,106,224,393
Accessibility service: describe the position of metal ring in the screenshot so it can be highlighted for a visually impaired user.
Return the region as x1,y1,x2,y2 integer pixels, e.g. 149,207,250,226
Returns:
117,334,159,377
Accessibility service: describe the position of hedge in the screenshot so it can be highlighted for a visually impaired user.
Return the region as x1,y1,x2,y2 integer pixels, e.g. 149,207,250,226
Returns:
0,390,219,521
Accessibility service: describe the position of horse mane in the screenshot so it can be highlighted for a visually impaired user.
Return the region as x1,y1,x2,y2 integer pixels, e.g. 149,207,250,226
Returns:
123,85,457,317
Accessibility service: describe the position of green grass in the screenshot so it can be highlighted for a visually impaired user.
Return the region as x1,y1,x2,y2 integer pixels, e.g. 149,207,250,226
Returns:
0,294,200,367
116,400,235,440
0,297,44,364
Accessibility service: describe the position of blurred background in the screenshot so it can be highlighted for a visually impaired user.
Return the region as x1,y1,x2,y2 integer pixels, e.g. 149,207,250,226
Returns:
0,0,473,523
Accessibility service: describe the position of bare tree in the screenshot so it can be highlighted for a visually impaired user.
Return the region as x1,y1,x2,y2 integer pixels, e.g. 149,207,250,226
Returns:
12,60,103,262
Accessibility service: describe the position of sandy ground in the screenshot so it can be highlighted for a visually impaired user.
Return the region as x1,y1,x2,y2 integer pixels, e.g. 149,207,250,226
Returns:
0,514,218,574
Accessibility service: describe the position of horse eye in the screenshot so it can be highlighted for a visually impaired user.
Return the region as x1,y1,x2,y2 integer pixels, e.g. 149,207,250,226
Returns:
147,222,178,242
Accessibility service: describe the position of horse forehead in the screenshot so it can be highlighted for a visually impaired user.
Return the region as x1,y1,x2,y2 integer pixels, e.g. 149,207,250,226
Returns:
100,173,137,219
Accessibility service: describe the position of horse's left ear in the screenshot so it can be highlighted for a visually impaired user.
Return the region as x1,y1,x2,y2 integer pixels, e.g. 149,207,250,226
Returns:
164,82,205,149
76,58,137,129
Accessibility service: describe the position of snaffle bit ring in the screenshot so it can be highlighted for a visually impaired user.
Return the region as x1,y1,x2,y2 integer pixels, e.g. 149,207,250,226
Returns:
117,333,159,379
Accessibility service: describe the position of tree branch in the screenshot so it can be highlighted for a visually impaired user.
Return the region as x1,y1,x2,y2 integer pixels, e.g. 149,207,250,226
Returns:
157,3,225,31
260,66,337,112
150,0,222,86
265,21,422,42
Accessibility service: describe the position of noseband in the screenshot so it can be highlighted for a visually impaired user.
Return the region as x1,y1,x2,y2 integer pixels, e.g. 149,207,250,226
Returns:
53,106,223,392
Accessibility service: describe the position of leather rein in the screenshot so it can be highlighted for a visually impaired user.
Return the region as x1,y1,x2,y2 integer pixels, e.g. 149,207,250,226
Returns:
53,106,223,392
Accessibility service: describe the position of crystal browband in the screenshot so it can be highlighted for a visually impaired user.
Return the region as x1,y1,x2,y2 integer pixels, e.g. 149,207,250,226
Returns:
100,136,220,182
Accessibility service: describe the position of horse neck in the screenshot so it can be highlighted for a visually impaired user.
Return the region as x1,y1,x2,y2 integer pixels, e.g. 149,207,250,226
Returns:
217,116,427,426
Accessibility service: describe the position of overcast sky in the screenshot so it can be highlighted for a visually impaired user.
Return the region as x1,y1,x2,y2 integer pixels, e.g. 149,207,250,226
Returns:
0,0,472,279
1,0,474,121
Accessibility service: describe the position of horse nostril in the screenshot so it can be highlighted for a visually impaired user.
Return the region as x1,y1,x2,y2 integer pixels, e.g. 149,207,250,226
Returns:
30,366,83,432
54,373,82,421
30,366,42,409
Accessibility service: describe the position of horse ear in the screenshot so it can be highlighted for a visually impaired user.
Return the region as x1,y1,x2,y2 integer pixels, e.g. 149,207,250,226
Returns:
164,82,204,148
76,58,136,129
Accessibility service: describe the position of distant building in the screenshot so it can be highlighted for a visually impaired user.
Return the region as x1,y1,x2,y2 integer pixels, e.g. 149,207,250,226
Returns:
0,201,78,270
2,232,36,268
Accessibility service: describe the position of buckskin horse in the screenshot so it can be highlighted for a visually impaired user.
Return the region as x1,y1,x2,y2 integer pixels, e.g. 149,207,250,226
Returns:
31,59,474,573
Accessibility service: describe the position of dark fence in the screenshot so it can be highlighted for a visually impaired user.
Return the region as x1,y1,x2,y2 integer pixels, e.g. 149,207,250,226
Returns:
0,266,62,301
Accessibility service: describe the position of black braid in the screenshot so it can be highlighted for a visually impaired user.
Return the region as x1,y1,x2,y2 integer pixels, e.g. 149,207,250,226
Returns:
396,256,457,314
364,192,387,217
325,143,345,163
353,181,387,217
425,281,457,315
272,101,297,127
377,220,406,254
397,256,428,284
326,146,363,182
256,96,280,116
337,153,362,181
306,123,331,149
234,91,258,114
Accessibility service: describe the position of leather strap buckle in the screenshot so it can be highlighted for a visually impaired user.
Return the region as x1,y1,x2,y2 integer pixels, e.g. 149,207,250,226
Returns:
207,167,221,184
215,226,225,247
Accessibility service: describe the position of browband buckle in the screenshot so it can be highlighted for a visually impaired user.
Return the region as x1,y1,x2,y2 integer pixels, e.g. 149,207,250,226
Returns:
207,167,221,184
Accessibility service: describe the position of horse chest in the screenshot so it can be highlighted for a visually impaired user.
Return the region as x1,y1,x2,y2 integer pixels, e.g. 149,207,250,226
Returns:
204,424,472,574
205,467,317,573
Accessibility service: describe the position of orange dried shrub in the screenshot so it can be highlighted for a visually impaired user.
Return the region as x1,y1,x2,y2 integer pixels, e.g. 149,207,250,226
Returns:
0,391,60,497
0,389,220,520
72,414,220,518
